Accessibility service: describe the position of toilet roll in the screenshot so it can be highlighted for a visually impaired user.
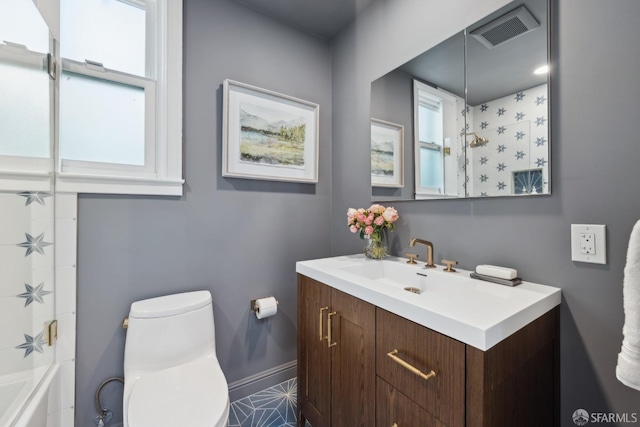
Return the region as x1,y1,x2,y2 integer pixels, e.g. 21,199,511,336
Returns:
255,297,278,319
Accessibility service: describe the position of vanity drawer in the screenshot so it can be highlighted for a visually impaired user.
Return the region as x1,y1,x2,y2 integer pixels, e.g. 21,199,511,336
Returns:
376,378,447,427
376,308,465,427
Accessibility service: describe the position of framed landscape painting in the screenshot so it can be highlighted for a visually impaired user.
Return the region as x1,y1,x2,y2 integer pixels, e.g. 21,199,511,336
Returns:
371,118,404,187
222,79,319,183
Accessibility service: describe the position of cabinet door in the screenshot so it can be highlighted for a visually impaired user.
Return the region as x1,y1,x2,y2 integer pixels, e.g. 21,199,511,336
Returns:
329,288,376,427
377,308,465,427
376,378,448,427
298,276,331,427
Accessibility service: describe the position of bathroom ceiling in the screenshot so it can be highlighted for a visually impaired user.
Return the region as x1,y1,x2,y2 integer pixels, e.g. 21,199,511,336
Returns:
231,0,377,41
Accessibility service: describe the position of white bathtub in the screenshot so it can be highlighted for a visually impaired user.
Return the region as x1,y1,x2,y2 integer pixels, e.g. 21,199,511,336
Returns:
2,364,61,427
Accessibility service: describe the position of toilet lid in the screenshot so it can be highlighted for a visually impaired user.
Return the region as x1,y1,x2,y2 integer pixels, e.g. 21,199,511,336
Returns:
128,356,228,427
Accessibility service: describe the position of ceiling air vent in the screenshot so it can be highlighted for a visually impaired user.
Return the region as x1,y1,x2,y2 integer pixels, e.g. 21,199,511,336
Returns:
470,5,540,49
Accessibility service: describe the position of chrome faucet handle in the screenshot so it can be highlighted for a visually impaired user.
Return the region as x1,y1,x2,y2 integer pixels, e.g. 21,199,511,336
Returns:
405,253,419,264
441,259,458,272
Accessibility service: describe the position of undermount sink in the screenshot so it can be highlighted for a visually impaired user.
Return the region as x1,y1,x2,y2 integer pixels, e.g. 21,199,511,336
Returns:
296,254,561,350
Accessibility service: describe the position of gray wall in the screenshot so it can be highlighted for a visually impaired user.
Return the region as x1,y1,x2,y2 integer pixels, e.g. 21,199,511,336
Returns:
371,69,414,200
75,0,332,424
332,0,640,425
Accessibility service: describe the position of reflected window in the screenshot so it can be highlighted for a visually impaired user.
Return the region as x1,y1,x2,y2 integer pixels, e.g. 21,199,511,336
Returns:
413,80,459,198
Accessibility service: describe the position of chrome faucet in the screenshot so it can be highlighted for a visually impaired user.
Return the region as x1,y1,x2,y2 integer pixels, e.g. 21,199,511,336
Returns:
409,238,436,268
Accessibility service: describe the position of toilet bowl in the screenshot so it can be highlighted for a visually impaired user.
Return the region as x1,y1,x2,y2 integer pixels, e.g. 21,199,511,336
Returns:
123,291,229,427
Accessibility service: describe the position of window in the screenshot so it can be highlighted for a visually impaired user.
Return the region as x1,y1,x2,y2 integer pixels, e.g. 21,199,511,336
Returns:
413,80,458,198
57,0,183,195
0,0,53,190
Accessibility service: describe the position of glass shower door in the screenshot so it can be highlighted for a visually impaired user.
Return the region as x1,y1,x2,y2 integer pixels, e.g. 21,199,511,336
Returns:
0,0,56,424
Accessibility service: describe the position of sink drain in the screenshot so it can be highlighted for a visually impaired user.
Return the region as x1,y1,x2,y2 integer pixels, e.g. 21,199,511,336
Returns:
404,287,421,294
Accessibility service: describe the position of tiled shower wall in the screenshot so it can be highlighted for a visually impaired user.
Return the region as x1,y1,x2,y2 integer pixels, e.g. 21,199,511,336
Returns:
0,191,55,377
467,84,549,196
0,191,76,426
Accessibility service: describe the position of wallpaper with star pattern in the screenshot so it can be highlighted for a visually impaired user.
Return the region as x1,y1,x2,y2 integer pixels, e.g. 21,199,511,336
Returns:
466,84,549,197
0,191,55,375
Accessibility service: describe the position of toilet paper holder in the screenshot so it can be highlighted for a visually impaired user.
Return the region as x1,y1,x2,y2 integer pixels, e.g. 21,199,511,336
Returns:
251,297,279,312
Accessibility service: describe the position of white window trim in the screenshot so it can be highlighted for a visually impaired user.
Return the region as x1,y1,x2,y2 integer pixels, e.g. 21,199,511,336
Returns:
59,58,157,176
56,0,183,196
413,80,456,197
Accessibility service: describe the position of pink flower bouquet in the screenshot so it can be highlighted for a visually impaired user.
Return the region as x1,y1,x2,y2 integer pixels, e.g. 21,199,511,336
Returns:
347,204,399,258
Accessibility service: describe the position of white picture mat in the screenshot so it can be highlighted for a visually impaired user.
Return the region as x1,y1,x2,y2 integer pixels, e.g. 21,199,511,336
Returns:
223,79,319,183
371,118,404,187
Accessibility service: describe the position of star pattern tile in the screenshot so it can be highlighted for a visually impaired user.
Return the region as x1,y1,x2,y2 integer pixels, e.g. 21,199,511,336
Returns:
479,157,488,165
16,233,53,256
536,158,548,167
470,84,547,197
16,331,46,357
497,181,506,190
17,192,53,206
17,283,52,306
229,378,302,427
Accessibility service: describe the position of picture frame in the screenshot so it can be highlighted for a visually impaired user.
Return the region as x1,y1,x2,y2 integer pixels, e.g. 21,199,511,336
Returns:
222,79,319,183
371,118,404,187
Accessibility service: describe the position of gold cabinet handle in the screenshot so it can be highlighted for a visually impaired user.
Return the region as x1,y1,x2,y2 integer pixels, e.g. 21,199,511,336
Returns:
327,311,337,347
387,349,436,381
392,424,398,427
319,307,328,341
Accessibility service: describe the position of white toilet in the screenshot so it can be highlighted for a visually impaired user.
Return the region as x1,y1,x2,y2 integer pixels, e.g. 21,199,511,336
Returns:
123,291,229,427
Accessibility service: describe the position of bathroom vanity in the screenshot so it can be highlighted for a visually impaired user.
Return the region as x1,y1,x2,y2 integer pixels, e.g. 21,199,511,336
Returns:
296,255,561,427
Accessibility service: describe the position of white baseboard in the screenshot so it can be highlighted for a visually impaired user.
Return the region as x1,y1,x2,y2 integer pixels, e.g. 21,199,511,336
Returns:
228,360,297,402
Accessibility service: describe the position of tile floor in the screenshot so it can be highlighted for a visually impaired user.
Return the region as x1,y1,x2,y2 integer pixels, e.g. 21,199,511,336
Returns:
228,378,311,427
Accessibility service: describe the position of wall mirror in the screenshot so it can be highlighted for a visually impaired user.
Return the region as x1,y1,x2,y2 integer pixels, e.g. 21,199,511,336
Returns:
371,0,549,201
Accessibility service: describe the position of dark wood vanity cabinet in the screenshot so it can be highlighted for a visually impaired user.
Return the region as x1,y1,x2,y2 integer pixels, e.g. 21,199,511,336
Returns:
297,275,375,427
297,274,559,427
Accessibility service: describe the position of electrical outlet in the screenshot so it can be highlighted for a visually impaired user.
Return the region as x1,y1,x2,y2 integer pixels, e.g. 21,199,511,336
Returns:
580,233,595,254
571,224,606,264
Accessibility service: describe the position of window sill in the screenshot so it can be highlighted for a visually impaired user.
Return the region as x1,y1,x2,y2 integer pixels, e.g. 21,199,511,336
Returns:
55,172,184,196
0,170,53,192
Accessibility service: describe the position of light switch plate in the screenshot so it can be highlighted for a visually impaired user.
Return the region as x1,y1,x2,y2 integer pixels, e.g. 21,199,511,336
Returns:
571,224,606,264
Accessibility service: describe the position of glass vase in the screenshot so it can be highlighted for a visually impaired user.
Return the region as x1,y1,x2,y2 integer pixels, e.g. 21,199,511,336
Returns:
364,232,387,259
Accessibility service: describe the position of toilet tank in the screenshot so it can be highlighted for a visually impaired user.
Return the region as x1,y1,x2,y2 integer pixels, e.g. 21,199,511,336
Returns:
124,291,216,376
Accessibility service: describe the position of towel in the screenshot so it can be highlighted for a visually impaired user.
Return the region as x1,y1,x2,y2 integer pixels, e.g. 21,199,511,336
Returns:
616,219,640,391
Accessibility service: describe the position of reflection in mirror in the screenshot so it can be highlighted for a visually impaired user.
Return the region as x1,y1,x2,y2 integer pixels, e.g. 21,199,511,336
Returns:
370,0,549,201
465,0,549,197
0,0,52,160
371,31,464,200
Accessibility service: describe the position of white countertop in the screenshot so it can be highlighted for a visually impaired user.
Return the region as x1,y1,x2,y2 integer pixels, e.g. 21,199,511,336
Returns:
296,254,561,351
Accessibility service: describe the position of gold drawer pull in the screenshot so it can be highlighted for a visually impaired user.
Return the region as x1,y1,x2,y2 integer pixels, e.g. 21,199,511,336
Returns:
387,349,436,381
319,307,328,341
392,424,398,427
327,311,337,347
